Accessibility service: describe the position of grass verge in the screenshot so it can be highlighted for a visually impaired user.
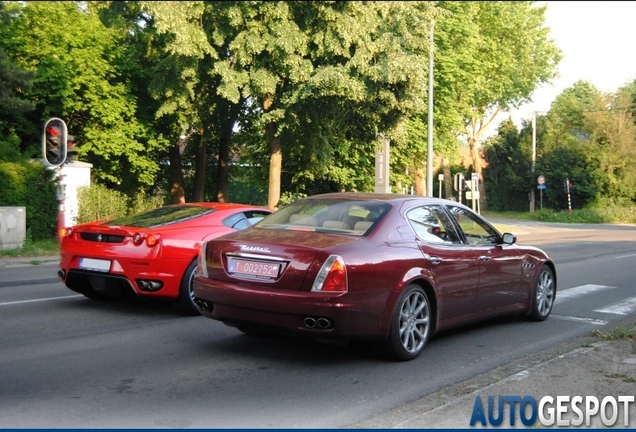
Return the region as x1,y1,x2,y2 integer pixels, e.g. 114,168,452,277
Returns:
0,238,59,258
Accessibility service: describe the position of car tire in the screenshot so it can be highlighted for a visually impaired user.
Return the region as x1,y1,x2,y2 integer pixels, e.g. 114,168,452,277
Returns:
174,259,201,316
527,265,555,321
386,284,431,361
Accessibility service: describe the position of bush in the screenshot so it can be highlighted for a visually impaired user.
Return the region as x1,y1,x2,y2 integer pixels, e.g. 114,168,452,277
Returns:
0,161,57,240
76,183,165,224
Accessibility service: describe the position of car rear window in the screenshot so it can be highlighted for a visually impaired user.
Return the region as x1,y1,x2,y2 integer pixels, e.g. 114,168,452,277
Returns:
106,205,215,228
258,198,390,235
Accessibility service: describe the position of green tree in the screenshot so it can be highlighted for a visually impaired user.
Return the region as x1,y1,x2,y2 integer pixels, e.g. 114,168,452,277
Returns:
436,1,561,209
482,118,533,211
147,2,438,208
0,1,162,192
0,48,35,161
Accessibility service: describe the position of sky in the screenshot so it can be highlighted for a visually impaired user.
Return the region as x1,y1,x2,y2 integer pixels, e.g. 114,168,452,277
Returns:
501,1,636,128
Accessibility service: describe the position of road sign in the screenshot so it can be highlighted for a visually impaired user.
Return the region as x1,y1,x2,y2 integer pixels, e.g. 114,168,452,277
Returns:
537,185,546,190
453,173,464,192
537,175,545,185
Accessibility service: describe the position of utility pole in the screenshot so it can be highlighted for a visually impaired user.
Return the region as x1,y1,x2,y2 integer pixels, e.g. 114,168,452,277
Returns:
426,23,434,197
530,111,536,212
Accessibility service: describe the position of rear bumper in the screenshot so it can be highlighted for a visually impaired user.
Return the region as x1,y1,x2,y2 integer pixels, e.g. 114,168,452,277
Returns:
60,253,190,299
193,275,390,340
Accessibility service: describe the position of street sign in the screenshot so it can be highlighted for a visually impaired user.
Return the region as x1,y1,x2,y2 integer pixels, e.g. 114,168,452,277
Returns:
537,175,545,185
453,173,464,192
537,185,546,190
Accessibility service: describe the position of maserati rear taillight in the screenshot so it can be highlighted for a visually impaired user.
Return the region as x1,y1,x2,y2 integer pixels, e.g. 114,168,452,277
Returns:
197,242,208,277
311,255,347,292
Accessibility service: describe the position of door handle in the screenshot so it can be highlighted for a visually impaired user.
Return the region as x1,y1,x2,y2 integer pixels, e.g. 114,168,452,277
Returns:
478,255,491,261
429,256,442,265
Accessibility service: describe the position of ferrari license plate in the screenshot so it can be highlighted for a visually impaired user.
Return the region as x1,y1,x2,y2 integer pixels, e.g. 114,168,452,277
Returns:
79,257,111,272
228,258,280,280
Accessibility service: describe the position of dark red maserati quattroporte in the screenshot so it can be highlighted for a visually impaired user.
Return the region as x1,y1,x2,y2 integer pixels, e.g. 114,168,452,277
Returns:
193,193,557,360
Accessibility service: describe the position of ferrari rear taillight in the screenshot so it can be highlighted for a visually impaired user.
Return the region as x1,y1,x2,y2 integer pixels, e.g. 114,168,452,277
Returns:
132,232,161,247
311,255,347,292
60,227,73,238
146,234,160,247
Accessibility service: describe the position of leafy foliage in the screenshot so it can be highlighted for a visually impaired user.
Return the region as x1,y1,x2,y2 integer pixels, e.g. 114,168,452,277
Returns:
76,183,165,224
0,161,57,240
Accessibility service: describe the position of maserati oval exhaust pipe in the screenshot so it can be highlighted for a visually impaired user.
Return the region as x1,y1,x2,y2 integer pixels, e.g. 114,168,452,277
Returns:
304,317,333,329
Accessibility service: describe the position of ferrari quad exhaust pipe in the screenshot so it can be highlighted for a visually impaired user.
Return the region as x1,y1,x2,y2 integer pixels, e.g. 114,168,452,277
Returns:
137,280,164,291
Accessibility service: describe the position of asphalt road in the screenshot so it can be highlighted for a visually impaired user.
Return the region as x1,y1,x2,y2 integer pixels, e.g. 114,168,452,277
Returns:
1,220,635,428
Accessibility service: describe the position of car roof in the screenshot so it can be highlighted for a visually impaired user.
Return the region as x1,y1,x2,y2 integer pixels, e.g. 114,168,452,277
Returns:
305,192,465,207
172,202,267,211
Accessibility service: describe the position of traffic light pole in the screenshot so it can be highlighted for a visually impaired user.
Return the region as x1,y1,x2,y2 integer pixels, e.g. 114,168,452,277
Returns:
56,167,66,244
566,177,572,214
42,117,69,243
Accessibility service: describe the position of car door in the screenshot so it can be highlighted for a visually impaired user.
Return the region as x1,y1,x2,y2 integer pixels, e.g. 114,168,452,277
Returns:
445,205,523,312
406,205,480,322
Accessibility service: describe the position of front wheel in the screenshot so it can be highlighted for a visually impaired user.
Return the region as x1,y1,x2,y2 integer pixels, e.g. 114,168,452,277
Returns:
386,284,432,361
173,259,200,316
528,265,555,321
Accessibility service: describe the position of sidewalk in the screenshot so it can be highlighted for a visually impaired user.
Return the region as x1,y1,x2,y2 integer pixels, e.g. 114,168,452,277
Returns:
351,321,636,429
0,255,59,268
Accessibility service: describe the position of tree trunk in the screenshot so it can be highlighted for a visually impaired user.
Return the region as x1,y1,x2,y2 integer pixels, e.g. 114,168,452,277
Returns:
169,139,185,204
266,122,282,210
215,101,243,203
443,157,453,200
192,129,207,202
468,136,487,211
412,166,426,196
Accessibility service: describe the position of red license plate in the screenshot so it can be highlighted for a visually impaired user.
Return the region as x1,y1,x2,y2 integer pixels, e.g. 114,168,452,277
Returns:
228,258,280,280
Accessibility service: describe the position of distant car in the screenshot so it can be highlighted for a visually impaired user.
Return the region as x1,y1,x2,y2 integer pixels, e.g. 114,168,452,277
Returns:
193,193,557,360
58,203,272,315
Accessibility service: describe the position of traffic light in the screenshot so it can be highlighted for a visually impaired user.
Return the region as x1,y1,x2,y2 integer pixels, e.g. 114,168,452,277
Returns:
66,135,78,163
42,118,67,167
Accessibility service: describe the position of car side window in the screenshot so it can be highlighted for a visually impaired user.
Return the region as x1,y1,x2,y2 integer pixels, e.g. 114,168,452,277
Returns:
223,211,271,230
406,205,462,244
446,206,499,245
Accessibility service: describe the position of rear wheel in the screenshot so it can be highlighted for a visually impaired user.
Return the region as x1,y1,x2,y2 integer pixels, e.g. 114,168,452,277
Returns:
386,284,431,361
528,265,555,321
174,259,200,316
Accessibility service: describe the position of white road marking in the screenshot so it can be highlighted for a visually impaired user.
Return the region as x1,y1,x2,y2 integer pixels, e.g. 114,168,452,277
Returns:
551,315,608,325
0,295,83,306
616,253,636,259
593,296,636,316
555,284,615,303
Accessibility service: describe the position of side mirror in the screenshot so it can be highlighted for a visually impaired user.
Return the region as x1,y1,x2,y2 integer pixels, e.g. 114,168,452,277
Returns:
502,232,516,244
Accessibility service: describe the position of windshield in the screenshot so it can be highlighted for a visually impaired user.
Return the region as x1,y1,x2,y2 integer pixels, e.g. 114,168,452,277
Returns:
257,198,390,235
106,205,215,228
